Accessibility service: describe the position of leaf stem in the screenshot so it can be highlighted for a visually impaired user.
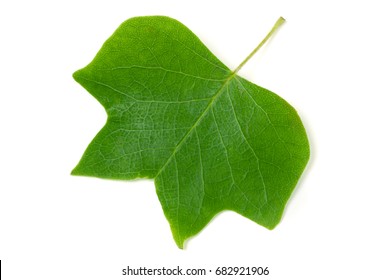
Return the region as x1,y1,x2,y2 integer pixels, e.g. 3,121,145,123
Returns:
232,17,286,75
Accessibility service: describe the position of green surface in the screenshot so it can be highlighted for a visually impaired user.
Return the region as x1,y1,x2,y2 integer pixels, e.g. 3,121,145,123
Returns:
72,16,310,248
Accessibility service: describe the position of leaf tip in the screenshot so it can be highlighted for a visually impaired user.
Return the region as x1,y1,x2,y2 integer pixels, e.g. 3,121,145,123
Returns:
70,165,82,176
174,237,185,249
265,223,278,231
72,69,83,83
172,231,186,249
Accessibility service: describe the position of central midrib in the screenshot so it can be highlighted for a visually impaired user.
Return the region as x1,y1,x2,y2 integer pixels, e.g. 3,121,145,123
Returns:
154,72,236,178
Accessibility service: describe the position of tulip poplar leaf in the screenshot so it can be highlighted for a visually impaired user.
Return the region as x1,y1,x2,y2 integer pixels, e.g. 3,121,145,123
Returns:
72,16,310,248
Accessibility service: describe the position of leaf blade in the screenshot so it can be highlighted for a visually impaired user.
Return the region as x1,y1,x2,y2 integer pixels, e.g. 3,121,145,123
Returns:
72,16,310,248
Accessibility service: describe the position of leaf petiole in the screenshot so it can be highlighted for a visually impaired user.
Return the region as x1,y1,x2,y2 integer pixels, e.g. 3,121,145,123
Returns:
232,17,286,75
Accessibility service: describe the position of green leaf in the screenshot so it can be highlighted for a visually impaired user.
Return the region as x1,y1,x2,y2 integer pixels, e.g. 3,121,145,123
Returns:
72,16,310,248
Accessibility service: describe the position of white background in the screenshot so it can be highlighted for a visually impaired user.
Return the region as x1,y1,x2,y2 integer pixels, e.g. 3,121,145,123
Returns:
1,0,389,279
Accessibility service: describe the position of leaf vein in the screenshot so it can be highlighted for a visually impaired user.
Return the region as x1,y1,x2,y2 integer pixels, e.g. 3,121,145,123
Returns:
111,65,225,81
235,77,292,158
226,84,268,204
